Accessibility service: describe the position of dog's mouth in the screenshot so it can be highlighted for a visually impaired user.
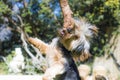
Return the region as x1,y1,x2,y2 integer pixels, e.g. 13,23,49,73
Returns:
57,29,67,40
58,27,74,38
58,29,65,37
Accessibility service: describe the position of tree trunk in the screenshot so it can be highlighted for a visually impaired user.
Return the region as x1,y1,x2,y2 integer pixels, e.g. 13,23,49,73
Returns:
59,0,74,28
93,26,120,80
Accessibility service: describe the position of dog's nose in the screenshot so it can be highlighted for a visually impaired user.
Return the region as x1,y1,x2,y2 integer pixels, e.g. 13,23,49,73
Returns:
62,28,66,33
59,28,67,37
62,28,68,34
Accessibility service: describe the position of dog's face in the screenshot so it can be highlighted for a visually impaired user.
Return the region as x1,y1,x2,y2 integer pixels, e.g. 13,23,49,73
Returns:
58,18,98,61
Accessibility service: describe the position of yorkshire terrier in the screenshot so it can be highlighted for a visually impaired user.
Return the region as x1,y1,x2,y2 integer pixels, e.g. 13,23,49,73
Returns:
28,18,98,80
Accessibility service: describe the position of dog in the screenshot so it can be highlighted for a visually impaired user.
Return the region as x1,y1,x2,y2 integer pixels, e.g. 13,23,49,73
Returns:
28,38,80,80
28,18,98,80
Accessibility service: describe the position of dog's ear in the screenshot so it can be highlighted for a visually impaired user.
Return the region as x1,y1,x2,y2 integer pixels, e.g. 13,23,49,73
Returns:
89,26,98,36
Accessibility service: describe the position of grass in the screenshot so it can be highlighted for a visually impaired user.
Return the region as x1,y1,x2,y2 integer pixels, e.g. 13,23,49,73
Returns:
0,51,14,75
0,62,8,75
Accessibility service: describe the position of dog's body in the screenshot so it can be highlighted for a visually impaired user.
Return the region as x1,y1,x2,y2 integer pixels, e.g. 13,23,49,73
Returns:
28,18,98,80
29,38,80,80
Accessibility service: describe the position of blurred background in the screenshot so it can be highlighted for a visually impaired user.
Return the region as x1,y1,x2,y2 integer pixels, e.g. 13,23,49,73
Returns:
0,0,120,75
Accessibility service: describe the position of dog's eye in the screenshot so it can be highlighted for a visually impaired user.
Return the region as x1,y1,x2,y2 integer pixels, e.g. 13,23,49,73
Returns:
67,28,72,34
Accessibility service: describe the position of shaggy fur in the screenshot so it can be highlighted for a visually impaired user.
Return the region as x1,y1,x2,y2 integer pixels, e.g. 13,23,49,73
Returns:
29,38,80,80
58,18,98,61
28,18,98,80
78,64,91,80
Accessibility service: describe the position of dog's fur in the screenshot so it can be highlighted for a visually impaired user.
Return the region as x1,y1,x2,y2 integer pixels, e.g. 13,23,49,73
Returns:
58,18,98,61
29,38,80,80
78,64,91,80
28,18,98,80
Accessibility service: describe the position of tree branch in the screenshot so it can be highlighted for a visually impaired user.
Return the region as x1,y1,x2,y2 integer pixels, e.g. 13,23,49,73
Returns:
16,15,47,71
59,0,74,28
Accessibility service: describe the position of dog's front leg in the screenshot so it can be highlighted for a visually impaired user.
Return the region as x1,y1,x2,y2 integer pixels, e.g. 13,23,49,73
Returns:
28,37,49,54
42,63,66,80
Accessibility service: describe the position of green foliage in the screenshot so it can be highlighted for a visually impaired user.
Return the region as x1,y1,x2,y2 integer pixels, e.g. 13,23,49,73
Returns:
0,1,11,23
6,50,15,62
0,1,11,14
24,23,32,33
0,62,8,74
0,50,15,74
69,0,120,27
68,0,120,57
17,0,61,42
